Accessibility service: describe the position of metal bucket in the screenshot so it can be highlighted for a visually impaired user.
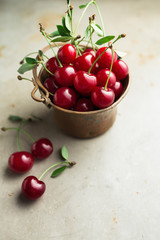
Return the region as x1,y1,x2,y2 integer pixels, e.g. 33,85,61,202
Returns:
31,44,130,138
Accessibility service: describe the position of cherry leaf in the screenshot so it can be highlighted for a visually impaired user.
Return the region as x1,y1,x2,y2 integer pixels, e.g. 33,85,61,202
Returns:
61,146,69,160
51,36,72,43
25,57,37,64
51,166,67,178
65,13,71,31
8,115,24,122
38,50,43,57
18,63,36,74
56,25,71,36
95,35,115,45
49,30,60,38
91,23,103,37
79,3,88,9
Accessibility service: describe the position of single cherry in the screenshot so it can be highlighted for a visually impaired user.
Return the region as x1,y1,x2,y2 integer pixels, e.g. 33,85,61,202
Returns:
54,65,76,87
73,53,96,73
73,71,97,95
43,77,60,94
83,48,96,57
22,176,46,200
8,151,34,173
74,98,94,112
57,44,76,64
46,57,60,75
97,69,116,88
112,60,129,80
31,138,53,160
53,87,77,109
110,81,123,99
96,47,117,69
91,86,115,109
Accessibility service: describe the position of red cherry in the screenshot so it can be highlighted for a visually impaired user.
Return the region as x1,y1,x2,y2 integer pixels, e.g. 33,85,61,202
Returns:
74,98,94,112
8,151,34,173
91,86,115,109
54,65,76,87
73,53,96,73
22,176,46,200
31,138,53,160
53,87,77,109
73,71,97,95
96,47,117,69
43,77,60,94
83,48,96,57
57,44,76,64
112,60,129,80
110,81,123,99
97,69,116,88
46,57,60,75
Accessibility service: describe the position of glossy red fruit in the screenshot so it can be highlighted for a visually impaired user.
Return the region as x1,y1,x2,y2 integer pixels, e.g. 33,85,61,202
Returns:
73,71,97,95
83,48,96,57
58,44,76,64
111,81,123,99
54,65,76,87
46,57,60,75
22,176,46,200
74,98,94,112
112,60,129,80
73,53,96,73
91,86,115,109
53,87,77,109
43,77,60,94
31,138,53,160
97,69,116,88
96,47,117,69
8,151,34,173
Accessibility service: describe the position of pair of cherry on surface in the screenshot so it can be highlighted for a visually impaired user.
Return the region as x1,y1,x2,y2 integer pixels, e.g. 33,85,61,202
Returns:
43,44,129,111
8,138,53,200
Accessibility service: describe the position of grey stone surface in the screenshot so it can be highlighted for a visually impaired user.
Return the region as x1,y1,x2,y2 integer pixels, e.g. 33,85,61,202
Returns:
0,0,160,239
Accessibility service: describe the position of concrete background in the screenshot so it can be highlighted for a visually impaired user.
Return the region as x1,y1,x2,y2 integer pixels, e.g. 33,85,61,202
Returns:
0,0,160,239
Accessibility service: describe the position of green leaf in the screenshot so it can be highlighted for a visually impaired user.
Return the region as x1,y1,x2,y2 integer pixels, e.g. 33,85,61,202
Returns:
17,63,36,74
95,35,115,45
79,3,88,9
51,36,72,43
67,0,70,5
56,25,71,36
62,16,71,34
51,166,67,178
49,30,60,38
91,23,103,37
8,115,24,122
61,146,69,160
65,13,71,31
25,57,37,64
38,50,43,57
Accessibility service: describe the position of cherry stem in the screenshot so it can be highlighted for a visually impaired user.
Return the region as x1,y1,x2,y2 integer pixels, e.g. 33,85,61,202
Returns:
40,62,55,77
38,161,71,180
17,76,32,82
3,127,35,142
90,25,96,53
88,45,110,74
74,0,94,35
104,47,114,90
39,24,63,67
93,1,105,36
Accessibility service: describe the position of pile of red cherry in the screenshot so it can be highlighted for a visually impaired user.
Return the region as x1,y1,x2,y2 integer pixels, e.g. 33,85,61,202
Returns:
43,43,129,111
